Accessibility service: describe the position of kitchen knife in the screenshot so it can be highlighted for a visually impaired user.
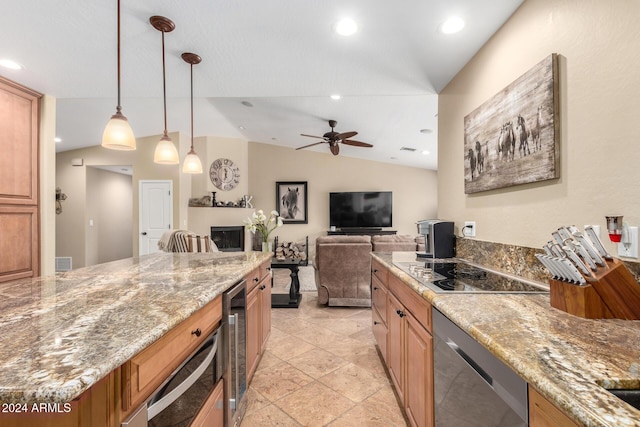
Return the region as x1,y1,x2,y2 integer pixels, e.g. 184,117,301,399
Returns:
562,246,591,276
558,258,587,285
550,242,567,258
585,226,613,260
551,231,565,246
572,231,606,267
571,242,598,271
557,227,573,243
546,254,574,282
536,254,562,280
542,244,554,256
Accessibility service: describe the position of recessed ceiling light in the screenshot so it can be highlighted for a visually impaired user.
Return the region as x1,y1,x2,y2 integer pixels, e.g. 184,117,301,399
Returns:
330,94,341,100
335,18,358,36
54,137,62,143
422,150,430,155
241,101,253,107
0,59,22,70
239,125,246,130
440,16,465,34
420,128,433,134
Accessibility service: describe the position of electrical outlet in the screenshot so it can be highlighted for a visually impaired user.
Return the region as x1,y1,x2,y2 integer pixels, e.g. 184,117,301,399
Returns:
618,226,639,258
464,221,476,237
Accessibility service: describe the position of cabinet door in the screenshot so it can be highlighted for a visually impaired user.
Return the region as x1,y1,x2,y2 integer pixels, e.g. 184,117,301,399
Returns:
0,206,39,282
529,386,579,427
387,292,405,402
259,275,271,350
405,313,434,427
246,286,260,382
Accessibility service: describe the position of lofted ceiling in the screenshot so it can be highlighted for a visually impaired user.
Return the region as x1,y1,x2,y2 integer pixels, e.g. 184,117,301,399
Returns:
1,0,523,170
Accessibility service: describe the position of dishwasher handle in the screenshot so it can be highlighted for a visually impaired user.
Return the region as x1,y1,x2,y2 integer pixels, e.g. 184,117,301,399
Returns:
445,338,493,387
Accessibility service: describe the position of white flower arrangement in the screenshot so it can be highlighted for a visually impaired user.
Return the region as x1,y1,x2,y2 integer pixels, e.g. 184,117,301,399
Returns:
244,209,283,243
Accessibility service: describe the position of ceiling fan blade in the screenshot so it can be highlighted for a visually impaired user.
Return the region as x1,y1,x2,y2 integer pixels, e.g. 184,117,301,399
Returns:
330,144,340,155
300,133,325,139
337,131,357,140
296,141,326,150
342,139,373,148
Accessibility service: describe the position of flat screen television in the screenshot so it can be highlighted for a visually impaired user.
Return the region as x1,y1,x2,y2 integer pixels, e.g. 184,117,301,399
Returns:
329,191,392,229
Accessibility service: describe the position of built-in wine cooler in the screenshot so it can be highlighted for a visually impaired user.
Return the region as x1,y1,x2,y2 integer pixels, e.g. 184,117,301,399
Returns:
223,279,248,427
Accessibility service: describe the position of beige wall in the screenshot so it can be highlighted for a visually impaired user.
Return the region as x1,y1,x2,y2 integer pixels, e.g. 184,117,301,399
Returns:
438,0,640,256
86,167,133,265
56,132,185,267
248,142,438,250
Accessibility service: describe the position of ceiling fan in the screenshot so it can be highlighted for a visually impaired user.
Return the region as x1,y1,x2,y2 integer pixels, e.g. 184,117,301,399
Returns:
296,120,373,156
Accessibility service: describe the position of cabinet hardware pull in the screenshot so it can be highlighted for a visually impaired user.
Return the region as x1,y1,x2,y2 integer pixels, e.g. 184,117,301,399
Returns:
191,328,202,337
254,277,259,282
374,321,380,325
373,286,378,290
260,284,266,290
396,310,404,318
373,269,378,273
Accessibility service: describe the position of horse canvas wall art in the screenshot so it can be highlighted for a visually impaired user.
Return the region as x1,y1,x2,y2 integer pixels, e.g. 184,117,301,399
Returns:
276,181,308,224
463,54,559,194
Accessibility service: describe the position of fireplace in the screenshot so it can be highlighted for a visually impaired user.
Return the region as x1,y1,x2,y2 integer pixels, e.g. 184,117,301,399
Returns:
211,226,245,252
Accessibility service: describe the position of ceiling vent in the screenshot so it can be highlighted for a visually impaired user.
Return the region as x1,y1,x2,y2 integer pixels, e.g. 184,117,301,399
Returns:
400,146,417,152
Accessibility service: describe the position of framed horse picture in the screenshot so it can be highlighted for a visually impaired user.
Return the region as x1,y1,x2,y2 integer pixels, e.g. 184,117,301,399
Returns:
463,53,560,194
276,181,308,224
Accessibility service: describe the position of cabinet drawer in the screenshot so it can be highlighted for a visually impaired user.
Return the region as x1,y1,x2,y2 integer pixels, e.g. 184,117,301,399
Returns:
372,259,388,284
389,273,431,333
246,267,261,292
259,260,271,282
127,297,222,409
372,305,388,363
372,275,388,322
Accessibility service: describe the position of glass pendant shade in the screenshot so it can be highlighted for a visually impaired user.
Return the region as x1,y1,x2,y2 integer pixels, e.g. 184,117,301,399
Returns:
102,111,136,150
154,134,179,164
182,148,203,173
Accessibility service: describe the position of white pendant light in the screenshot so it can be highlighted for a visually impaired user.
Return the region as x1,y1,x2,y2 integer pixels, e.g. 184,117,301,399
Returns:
102,0,136,151
182,52,203,174
151,15,179,164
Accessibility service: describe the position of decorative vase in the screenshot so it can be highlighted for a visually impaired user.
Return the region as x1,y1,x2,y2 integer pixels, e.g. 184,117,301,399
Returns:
262,241,272,253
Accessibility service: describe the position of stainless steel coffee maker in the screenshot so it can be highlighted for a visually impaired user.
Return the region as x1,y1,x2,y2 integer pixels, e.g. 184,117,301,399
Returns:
416,220,455,258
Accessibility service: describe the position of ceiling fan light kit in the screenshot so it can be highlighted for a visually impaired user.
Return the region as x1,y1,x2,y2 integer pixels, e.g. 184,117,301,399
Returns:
181,52,203,174
151,15,179,165
297,119,373,156
102,0,136,151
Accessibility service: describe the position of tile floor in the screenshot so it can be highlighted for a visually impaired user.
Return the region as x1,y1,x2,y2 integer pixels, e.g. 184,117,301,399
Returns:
241,292,409,426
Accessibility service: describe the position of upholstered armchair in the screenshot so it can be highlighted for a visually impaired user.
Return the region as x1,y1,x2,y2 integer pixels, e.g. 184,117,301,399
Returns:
314,235,372,307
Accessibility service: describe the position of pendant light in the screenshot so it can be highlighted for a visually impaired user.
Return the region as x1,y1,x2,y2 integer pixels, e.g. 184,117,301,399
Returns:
151,15,179,164
102,0,136,150
181,52,203,174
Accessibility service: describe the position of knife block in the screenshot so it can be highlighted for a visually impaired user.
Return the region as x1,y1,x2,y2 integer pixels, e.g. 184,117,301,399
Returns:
549,258,640,320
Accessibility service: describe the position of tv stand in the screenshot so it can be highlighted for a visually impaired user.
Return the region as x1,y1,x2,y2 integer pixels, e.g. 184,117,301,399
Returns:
328,228,397,236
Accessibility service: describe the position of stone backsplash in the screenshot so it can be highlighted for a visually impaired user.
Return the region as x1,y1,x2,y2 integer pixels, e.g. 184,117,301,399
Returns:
455,237,640,284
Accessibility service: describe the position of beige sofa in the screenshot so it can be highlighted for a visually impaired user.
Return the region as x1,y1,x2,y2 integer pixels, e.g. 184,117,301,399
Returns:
314,235,373,307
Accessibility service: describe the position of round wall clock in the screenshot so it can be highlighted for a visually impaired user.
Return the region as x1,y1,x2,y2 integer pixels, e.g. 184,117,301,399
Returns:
210,158,240,191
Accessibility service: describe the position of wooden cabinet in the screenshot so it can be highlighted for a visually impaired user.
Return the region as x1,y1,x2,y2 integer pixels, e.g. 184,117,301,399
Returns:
373,259,434,427
0,76,42,283
371,259,389,363
123,297,222,415
529,386,579,427
191,378,224,427
246,261,272,382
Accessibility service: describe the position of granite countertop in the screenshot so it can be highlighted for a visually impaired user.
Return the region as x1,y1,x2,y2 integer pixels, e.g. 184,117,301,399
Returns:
372,252,640,427
0,251,271,405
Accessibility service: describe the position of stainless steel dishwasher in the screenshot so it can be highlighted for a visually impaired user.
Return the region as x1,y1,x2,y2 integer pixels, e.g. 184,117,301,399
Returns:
432,308,528,426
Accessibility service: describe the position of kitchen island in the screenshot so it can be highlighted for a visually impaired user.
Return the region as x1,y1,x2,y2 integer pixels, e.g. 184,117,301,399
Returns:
0,251,271,413
372,252,640,427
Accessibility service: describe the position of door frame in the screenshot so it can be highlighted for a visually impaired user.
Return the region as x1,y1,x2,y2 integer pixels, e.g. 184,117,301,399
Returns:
138,180,174,256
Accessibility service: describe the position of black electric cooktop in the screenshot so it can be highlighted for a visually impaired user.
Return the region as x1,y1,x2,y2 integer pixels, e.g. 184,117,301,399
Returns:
393,260,549,293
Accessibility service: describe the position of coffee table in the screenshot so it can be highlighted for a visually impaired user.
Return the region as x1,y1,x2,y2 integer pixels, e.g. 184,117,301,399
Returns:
270,258,302,308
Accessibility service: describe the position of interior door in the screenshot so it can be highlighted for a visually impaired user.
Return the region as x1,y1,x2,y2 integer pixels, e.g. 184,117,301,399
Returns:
139,180,173,256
